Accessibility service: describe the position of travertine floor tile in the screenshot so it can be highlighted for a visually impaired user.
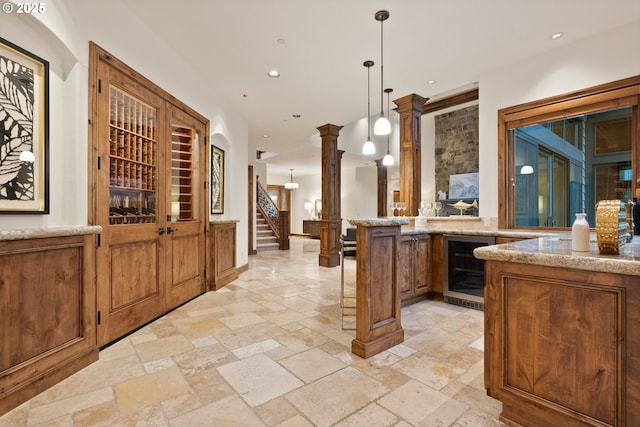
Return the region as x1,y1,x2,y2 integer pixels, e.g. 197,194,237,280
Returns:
279,348,347,383
114,366,190,414
217,354,304,407
285,367,389,426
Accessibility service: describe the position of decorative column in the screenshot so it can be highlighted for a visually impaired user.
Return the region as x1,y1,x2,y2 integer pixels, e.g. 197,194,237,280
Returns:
375,159,388,217
318,124,344,267
394,94,428,216
349,218,408,358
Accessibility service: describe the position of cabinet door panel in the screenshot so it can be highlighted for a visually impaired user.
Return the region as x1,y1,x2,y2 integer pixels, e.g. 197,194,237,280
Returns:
414,236,431,294
397,236,412,297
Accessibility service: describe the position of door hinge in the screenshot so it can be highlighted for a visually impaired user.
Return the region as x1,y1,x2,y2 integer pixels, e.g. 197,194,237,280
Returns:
204,136,208,145
96,234,101,247
97,156,101,170
97,311,101,325
98,79,102,93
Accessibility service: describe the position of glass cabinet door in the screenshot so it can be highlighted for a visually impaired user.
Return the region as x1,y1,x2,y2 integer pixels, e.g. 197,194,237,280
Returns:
170,123,196,221
108,86,157,224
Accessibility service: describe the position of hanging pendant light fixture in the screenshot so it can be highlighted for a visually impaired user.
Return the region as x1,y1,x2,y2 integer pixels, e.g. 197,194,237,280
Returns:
362,60,376,155
373,10,391,136
284,169,299,190
382,88,394,166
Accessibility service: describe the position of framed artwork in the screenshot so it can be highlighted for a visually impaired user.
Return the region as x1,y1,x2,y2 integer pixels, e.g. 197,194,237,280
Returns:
211,145,224,214
449,172,479,200
0,37,49,213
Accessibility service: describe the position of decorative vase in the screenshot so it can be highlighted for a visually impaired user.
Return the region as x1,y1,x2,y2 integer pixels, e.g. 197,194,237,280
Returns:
571,213,590,252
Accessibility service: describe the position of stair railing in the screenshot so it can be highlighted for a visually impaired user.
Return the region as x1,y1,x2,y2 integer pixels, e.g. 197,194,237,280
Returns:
256,180,290,250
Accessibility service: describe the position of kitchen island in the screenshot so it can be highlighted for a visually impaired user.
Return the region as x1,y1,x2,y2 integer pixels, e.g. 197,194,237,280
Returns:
475,235,640,427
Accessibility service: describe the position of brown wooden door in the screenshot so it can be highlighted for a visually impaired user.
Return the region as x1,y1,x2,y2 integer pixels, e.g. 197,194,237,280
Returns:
93,58,205,346
165,105,206,308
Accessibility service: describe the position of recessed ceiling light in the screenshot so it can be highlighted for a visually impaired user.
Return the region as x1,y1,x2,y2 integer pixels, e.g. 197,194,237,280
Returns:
428,80,436,85
262,134,270,138
276,38,285,45
292,114,301,118
240,93,248,98
268,70,280,78
550,32,564,40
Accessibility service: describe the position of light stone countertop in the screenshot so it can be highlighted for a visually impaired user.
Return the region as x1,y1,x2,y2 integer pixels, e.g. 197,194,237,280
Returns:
348,218,410,227
401,226,555,239
0,225,102,241
474,234,640,276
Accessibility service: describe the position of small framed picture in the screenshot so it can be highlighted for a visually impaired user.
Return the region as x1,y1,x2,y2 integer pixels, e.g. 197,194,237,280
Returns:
0,37,49,213
211,145,224,214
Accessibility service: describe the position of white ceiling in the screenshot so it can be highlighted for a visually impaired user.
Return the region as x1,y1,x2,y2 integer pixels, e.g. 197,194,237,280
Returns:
116,0,640,177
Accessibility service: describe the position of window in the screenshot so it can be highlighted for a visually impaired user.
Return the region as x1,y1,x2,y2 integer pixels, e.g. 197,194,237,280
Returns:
499,76,640,229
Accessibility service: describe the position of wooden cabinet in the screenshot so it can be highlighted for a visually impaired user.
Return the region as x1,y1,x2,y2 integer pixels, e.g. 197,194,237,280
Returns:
303,220,320,239
398,234,431,304
207,221,239,290
485,260,638,426
91,43,207,346
0,231,99,416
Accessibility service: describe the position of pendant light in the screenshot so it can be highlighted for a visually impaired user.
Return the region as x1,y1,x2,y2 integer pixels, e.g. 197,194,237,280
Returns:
284,169,299,190
362,60,376,155
373,10,391,136
382,88,394,166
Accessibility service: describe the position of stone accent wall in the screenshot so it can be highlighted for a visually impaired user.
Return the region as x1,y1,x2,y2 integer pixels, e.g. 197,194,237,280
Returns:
434,105,479,200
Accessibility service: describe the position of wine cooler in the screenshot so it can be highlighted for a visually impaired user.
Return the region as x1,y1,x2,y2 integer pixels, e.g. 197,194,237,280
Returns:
443,234,495,310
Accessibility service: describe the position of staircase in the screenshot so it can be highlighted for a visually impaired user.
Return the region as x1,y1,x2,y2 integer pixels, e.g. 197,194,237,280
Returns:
256,210,279,251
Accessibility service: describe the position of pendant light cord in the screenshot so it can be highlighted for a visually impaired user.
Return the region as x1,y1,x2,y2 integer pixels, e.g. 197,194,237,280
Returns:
380,18,385,118
367,65,371,140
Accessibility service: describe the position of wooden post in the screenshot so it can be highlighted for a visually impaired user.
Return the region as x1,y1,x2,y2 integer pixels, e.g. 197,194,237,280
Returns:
317,124,344,267
350,218,408,358
395,94,428,217
375,159,388,217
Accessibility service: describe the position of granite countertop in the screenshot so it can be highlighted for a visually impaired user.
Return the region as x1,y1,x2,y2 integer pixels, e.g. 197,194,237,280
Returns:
0,225,102,241
474,234,640,276
348,218,410,227
401,226,555,239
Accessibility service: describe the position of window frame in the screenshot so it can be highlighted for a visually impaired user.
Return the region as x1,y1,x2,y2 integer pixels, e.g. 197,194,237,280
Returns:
499,76,640,230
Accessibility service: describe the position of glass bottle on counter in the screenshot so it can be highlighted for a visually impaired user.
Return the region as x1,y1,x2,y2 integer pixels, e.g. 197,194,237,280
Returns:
571,213,590,252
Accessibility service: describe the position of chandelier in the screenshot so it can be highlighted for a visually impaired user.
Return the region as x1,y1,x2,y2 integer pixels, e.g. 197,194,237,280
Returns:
284,169,299,190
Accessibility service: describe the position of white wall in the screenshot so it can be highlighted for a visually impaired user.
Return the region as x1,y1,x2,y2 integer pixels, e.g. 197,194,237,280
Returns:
0,1,250,268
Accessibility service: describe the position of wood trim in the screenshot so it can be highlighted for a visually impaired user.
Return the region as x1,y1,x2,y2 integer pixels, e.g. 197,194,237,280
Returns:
248,165,256,255
422,87,478,114
500,75,640,118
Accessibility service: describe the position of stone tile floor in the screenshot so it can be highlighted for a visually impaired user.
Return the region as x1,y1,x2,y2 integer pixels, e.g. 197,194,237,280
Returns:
0,237,505,427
